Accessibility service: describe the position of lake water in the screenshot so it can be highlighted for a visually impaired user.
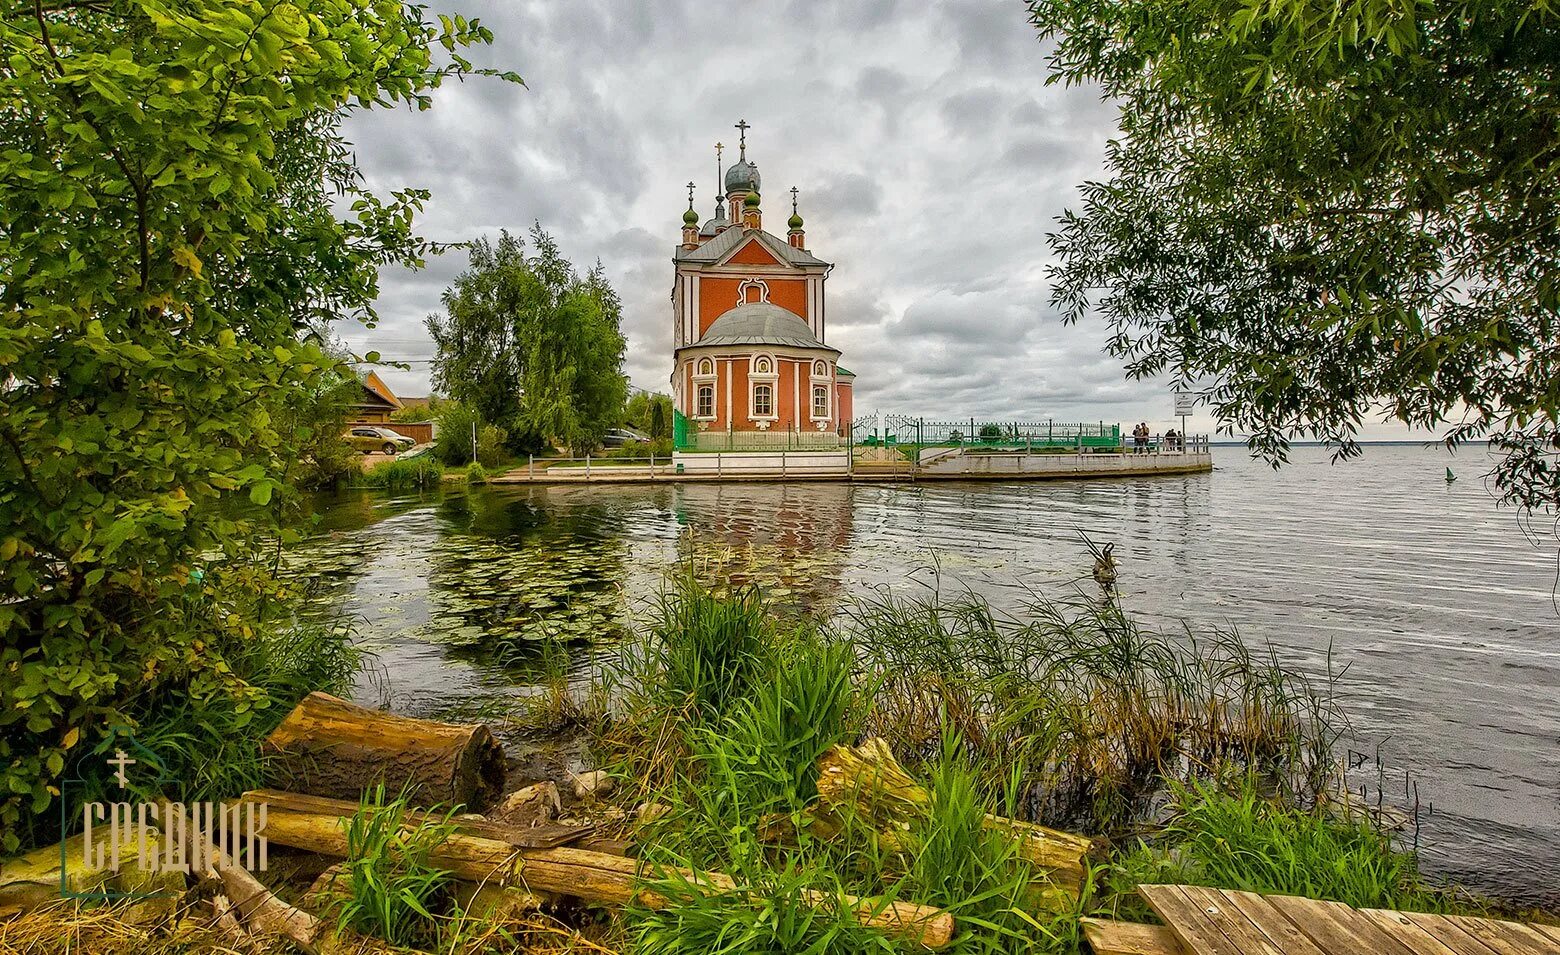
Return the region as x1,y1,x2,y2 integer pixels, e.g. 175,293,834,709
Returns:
294,444,1560,906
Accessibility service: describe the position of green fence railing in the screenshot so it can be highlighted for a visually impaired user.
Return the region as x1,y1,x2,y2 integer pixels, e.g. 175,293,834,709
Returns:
853,417,1122,449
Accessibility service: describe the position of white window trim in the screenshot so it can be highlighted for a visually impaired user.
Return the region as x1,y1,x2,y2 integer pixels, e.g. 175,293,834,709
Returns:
749,380,778,421
693,382,717,420
736,278,770,306
810,382,831,420
750,353,778,378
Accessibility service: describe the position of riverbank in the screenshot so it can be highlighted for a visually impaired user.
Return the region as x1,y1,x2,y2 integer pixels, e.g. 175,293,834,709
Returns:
295,447,1560,906
9,583,1554,954
482,446,1213,484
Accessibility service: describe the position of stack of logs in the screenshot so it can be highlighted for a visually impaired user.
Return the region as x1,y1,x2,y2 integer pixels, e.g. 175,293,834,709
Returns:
3,692,1099,952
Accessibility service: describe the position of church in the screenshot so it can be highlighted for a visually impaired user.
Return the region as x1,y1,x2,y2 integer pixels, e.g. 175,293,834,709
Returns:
670,121,854,448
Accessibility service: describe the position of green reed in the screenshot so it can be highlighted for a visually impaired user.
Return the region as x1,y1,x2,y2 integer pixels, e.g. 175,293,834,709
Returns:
354,455,443,489
838,586,1341,835
333,786,458,947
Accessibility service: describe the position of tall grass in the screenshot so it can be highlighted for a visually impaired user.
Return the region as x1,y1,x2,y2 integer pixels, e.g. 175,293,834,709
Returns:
1112,777,1440,912
840,587,1340,835
591,582,1450,954
355,455,443,489
333,786,458,947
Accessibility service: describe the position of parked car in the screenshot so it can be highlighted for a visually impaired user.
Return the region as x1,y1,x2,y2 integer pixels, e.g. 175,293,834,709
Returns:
601,427,651,448
345,426,415,455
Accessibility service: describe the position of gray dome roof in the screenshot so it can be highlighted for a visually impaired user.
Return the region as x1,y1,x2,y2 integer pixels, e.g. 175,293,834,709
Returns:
724,159,760,194
695,303,837,352
699,215,727,237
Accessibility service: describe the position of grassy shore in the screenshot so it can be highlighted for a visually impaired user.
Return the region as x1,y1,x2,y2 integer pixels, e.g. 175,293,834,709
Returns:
6,582,1529,954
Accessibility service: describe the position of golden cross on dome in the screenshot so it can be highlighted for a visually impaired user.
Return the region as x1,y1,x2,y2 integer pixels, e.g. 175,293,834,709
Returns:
735,119,749,159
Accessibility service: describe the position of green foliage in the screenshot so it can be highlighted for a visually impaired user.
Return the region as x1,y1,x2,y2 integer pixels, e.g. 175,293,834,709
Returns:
631,866,897,955
431,401,509,467
841,589,1338,835
978,424,1003,439
692,633,856,813
390,395,445,424
464,461,489,485
1114,778,1438,912
649,581,774,722
904,751,1061,954
334,786,458,948
427,226,629,453
355,456,443,490
1030,0,1560,509
274,343,362,491
41,620,360,853
0,0,513,848
604,437,675,458
598,583,1446,955
626,390,674,440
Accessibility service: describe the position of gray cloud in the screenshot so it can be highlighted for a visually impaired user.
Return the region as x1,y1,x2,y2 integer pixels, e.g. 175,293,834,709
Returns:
334,0,1415,438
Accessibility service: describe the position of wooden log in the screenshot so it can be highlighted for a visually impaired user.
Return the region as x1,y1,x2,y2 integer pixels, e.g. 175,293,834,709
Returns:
815,738,1098,892
261,692,506,813
0,828,181,918
243,788,955,949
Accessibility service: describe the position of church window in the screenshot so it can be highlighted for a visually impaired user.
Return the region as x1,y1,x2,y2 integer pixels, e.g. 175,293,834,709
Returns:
696,385,714,418
813,360,828,377
753,383,773,417
812,385,829,418
697,358,714,376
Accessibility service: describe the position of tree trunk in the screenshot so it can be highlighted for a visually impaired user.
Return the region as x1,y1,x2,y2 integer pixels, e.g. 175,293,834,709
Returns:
244,789,955,949
261,692,506,813
815,737,1099,893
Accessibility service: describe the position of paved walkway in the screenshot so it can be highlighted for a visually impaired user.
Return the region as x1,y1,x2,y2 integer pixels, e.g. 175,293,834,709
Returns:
1083,884,1560,955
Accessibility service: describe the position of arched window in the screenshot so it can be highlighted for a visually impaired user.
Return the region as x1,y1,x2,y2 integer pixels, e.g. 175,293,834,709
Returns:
753,355,773,375
812,360,828,377
752,383,773,417
812,384,829,418
696,358,714,376
696,385,714,418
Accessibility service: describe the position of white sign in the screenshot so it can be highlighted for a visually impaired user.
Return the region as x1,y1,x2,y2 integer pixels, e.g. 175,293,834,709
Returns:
1173,391,1195,417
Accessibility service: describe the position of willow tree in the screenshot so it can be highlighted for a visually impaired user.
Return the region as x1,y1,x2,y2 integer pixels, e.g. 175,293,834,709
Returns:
1030,0,1559,509
0,0,515,847
427,226,629,453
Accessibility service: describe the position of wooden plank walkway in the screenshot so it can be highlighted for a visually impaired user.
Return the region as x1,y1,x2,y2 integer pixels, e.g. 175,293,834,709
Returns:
1082,885,1560,955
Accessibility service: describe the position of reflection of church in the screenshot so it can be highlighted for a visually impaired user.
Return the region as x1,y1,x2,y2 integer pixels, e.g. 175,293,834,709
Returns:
670,121,854,445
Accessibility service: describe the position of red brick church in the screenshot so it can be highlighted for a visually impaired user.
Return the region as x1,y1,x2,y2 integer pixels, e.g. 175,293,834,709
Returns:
671,121,854,447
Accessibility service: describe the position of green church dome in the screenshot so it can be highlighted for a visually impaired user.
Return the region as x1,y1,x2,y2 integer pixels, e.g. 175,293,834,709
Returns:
683,207,700,225
787,212,804,229
744,192,761,208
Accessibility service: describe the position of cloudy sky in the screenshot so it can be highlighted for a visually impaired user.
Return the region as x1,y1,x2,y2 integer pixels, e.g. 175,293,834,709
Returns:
340,0,1414,439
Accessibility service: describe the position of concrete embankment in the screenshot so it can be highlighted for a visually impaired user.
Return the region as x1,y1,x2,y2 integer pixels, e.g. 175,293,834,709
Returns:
488,448,1214,485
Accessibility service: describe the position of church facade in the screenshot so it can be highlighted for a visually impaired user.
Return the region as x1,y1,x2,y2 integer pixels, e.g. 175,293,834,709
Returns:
671,122,853,447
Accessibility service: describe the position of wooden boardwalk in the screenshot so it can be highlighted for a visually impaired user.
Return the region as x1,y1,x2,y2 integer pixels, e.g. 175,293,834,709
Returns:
1083,885,1560,955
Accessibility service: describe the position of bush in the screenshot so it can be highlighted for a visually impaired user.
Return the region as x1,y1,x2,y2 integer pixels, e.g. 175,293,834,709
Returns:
357,456,443,490
432,402,508,467
47,621,361,852
464,462,488,485
978,423,1003,439
605,438,674,458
